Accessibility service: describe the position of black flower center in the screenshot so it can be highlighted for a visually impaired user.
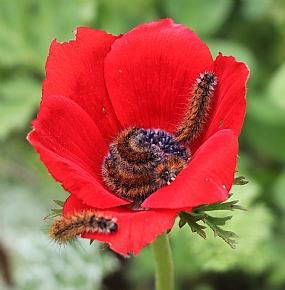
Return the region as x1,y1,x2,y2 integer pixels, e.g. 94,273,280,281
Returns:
102,127,189,204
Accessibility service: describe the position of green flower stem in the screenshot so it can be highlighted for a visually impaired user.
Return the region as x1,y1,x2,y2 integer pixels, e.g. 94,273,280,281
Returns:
151,232,174,290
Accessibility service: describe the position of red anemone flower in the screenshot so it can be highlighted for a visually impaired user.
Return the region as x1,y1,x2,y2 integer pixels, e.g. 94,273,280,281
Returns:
28,19,249,256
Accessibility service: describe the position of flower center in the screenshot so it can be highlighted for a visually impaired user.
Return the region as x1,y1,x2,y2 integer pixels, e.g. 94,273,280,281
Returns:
102,127,189,204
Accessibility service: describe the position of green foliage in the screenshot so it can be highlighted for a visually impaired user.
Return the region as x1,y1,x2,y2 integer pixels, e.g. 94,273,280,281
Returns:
178,178,249,249
129,177,275,289
178,196,247,249
0,181,118,290
43,199,64,219
164,0,234,36
0,0,97,139
2,0,285,289
0,75,41,137
96,0,159,35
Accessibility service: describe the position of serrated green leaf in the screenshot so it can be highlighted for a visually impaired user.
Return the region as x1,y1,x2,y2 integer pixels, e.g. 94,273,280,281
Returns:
231,203,249,212
205,215,233,226
179,211,207,239
53,199,64,207
43,209,62,220
194,200,248,212
179,190,247,248
179,211,206,223
43,200,64,219
203,217,240,249
188,222,207,240
234,176,249,186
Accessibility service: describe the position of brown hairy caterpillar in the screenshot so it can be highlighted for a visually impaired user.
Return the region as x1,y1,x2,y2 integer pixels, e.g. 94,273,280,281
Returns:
102,156,158,200
102,154,187,201
109,127,162,172
175,72,217,143
154,156,187,188
102,127,188,204
49,210,117,244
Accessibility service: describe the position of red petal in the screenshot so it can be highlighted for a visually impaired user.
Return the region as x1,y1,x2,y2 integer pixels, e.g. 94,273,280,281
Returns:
43,28,122,143
204,54,248,141
105,18,213,133
142,129,238,209
28,95,128,208
63,195,178,256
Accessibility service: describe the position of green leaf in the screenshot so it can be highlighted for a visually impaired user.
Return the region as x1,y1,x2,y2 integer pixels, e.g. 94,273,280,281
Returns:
179,211,207,239
0,75,41,139
43,199,64,219
178,219,187,229
234,176,249,186
203,217,240,249
178,191,248,248
165,0,234,36
205,215,233,226
244,96,285,163
53,199,64,207
194,200,248,212
268,61,285,110
43,209,62,220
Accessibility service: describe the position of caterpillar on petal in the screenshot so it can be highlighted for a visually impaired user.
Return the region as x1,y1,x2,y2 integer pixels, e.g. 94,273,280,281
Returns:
176,72,217,143
49,210,117,244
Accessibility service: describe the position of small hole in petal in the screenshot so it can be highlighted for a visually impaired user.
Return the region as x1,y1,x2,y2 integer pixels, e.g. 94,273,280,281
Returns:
102,107,108,118
222,184,226,189
219,119,224,128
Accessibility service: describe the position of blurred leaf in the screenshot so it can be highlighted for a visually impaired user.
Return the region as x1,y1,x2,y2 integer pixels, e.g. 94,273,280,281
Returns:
241,0,273,21
268,61,285,110
244,95,285,162
0,0,99,138
1,181,118,290
207,39,256,75
97,0,158,35
193,285,214,290
164,0,234,36
0,0,97,70
273,168,285,211
0,75,41,138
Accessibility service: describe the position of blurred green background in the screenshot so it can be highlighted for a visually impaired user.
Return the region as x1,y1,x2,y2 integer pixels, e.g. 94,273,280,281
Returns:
1,0,285,289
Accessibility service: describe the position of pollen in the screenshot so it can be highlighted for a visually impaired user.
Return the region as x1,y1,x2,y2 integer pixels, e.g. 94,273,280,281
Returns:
102,127,189,203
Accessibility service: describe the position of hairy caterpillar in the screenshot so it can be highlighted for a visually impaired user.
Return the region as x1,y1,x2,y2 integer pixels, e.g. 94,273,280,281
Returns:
176,72,217,143
102,154,187,201
102,128,188,203
49,210,117,244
